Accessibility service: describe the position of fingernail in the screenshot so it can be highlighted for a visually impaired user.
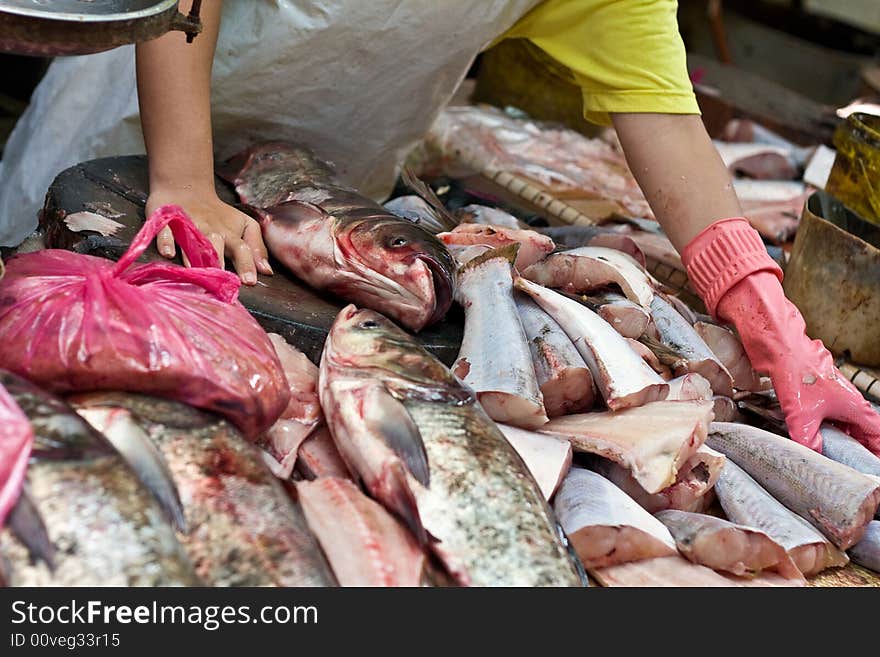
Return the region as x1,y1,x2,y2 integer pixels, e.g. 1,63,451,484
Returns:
261,259,273,274
160,246,173,257
242,272,257,285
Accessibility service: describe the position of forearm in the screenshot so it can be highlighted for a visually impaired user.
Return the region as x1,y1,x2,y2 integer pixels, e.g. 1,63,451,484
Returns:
611,113,742,251
136,0,223,194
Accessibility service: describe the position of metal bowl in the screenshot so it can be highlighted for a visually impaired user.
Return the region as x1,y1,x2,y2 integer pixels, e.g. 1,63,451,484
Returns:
0,0,199,56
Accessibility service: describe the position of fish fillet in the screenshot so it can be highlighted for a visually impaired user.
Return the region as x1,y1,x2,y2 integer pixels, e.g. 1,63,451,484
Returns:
708,422,880,549
693,322,762,392
541,400,712,493
665,373,713,401
515,294,594,417
498,424,572,500
516,278,667,410
593,292,650,339
553,468,677,569
714,459,848,576
593,555,804,587
522,246,655,308
297,477,426,586
454,247,548,429
848,521,880,573
296,426,353,480
655,510,803,580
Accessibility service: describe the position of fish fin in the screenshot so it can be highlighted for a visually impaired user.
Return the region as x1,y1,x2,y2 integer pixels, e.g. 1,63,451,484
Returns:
7,488,56,571
401,167,459,231
215,150,253,185
379,460,429,546
264,200,330,227
364,386,430,488
76,408,188,534
459,242,520,273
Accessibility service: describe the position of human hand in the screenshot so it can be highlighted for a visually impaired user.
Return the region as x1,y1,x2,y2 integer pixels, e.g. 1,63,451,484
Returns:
146,187,272,285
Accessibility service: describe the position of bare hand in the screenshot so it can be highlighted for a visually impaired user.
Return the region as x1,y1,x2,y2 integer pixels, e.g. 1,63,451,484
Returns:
146,188,272,285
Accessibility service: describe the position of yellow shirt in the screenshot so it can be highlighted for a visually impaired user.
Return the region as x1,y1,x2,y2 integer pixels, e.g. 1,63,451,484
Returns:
501,0,700,125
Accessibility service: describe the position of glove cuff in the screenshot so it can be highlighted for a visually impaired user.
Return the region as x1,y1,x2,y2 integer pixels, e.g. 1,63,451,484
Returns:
681,217,783,318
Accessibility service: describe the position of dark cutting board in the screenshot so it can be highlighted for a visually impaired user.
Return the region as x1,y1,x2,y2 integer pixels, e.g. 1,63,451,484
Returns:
38,155,463,365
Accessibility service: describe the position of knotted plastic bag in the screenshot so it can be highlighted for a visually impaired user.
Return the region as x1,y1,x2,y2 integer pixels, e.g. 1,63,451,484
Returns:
0,380,32,527
0,205,290,439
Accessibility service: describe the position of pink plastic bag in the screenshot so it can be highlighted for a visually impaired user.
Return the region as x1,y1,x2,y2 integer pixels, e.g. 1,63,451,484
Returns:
0,205,290,439
0,381,32,527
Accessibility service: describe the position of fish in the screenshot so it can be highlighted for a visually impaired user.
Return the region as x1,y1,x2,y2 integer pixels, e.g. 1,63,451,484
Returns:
654,510,804,580
592,445,725,514
455,204,529,229
712,140,798,180
319,305,583,586
820,424,880,482
515,278,668,410
515,294,595,417
665,373,713,401
498,424,572,500
554,468,678,569
437,223,555,270
540,400,713,494
693,322,763,392
0,374,198,586
707,422,880,549
732,180,807,245
70,392,336,587
296,426,354,481
625,338,672,379
452,246,548,429
649,295,734,397
384,196,451,234
593,555,804,587
256,334,324,479
296,477,427,586
522,246,655,308
848,521,880,573
721,119,814,169
713,459,848,576
712,396,743,423
221,142,455,332
585,292,650,340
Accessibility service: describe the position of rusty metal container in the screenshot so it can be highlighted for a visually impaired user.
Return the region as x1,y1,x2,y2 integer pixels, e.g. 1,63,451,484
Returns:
783,191,880,366
825,112,880,227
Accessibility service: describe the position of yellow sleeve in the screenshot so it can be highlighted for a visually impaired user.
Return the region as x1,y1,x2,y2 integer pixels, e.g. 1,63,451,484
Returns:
502,0,700,126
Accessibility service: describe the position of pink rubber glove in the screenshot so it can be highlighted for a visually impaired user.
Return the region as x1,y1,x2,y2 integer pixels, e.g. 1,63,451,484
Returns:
683,217,880,456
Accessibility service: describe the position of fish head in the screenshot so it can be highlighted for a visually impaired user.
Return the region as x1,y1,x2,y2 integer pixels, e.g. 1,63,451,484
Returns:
324,306,471,403
335,217,456,331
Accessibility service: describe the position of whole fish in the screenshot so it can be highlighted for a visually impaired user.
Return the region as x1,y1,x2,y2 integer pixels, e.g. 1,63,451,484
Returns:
714,459,848,576
522,246,655,308
0,373,198,586
456,204,529,229
708,422,880,549
515,294,595,417
554,468,678,570
71,392,336,587
654,510,803,581
820,424,880,481
221,142,455,332
848,521,880,573
452,246,548,429
319,305,583,586
516,278,668,410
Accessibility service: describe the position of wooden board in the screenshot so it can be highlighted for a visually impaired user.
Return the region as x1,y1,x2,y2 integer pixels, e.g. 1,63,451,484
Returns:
38,155,463,366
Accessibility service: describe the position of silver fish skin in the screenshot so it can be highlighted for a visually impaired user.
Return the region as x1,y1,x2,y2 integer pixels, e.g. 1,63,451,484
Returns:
708,422,880,549
820,424,880,479
0,374,198,586
650,295,734,397
515,278,667,410
453,246,548,429
714,459,848,576
319,305,583,587
456,204,529,229
384,195,450,234
515,294,595,417
848,521,880,573
70,392,336,587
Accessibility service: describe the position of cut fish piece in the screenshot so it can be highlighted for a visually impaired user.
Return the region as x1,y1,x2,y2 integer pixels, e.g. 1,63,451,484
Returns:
296,426,352,481
516,278,667,410
820,424,880,480
655,510,803,580
297,477,426,586
554,468,677,569
693,322,762,392
437,224,554,270
708,422,880,549
714,459,848,576
498,424,572,500
626,338,672,379
651,295,734,397
594,446,725,514
665,373,713,401
454,246,548,429
593,555,804,587
712,396,742,423
592,292,650,339
522,246,655,308
541,400,712,493
456,204,529,229
515,294,594,417
848,521,880,573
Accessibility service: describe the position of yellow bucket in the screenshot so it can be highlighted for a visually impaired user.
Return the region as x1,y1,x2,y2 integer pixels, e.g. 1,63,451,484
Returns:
825,113,880,227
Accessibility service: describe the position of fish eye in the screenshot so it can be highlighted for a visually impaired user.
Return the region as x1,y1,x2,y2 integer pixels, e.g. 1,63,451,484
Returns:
388,236,408,248
358,320,380,329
